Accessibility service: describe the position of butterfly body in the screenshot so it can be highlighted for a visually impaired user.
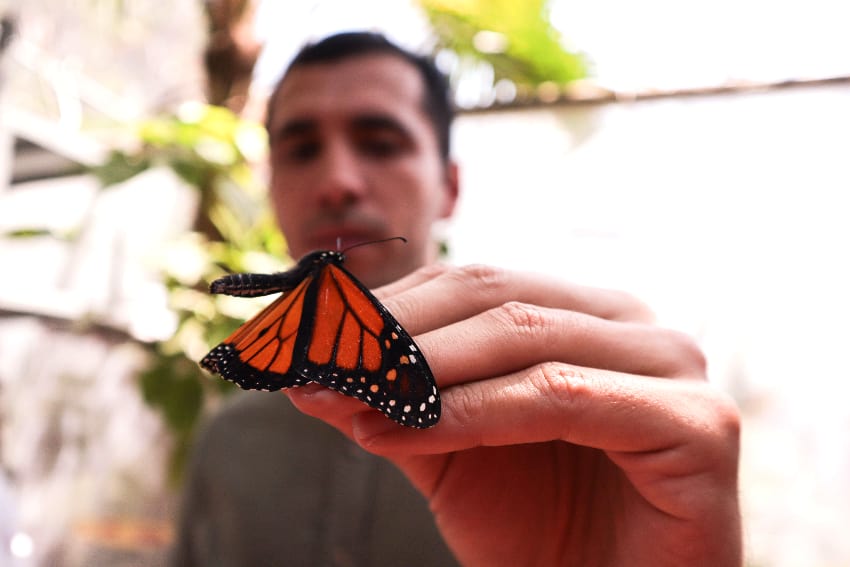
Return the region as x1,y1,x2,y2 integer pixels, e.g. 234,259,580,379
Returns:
201,249,441,428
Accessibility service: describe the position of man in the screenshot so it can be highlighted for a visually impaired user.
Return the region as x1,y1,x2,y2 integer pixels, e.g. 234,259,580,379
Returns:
172,32,462,567
173,32,742,567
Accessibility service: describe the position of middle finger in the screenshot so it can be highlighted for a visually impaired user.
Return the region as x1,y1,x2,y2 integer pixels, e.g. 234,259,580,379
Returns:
417,301,706,386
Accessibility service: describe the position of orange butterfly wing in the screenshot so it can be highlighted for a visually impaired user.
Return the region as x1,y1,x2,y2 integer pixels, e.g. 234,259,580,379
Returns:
200,250,441,428
200,275,313,391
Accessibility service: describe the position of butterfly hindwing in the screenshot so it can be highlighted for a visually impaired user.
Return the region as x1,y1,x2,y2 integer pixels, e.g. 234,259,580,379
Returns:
200,275,313,390
199,249,441,428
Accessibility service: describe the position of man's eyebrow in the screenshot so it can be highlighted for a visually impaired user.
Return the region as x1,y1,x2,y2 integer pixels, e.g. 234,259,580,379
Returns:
351,114,410,136
270,114,411,144
271,118,316,144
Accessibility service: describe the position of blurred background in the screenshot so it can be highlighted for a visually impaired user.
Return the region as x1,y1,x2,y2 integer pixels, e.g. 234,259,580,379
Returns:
1,0,848,565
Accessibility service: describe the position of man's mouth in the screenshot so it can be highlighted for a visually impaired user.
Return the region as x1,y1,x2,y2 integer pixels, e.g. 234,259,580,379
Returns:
307,226,385,252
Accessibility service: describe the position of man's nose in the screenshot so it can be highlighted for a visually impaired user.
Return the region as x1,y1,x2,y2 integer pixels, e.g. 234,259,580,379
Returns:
314,140,367,209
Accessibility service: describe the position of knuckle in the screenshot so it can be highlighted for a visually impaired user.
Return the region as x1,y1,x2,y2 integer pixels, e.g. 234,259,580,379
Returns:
531,362,592,406
447,384,485,428
451,263,510,295
493,301,551,340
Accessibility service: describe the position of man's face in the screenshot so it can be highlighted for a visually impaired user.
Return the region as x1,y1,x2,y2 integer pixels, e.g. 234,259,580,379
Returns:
267,53,458,288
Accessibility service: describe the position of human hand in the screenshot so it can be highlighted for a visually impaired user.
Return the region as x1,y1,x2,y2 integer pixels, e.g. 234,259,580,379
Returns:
287,264,742,567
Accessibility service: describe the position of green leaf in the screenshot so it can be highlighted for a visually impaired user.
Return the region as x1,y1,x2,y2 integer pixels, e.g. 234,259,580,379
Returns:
89,149,151,187
419,0,588,86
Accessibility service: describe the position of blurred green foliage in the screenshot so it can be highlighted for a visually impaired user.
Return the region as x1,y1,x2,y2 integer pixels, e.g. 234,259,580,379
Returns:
420,0,588,87
91,102,288,480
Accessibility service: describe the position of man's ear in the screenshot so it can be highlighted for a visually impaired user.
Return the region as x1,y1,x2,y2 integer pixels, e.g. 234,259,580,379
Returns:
441,161,460,219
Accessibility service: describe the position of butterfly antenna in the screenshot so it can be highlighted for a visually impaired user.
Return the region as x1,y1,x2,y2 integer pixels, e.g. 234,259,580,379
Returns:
342,236,407,254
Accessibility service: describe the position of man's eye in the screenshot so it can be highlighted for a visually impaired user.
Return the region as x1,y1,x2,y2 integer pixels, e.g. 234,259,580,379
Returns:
359,137,404,158
276,142,319,162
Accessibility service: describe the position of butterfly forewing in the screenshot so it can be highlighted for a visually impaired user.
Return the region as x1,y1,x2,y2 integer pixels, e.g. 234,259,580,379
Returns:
199,249,441,428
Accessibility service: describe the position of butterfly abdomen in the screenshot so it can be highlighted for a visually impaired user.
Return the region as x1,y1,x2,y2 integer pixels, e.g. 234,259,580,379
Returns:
211,272,304,297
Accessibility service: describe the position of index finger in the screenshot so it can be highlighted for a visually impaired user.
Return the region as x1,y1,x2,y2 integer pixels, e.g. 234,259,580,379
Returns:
378,264,655,336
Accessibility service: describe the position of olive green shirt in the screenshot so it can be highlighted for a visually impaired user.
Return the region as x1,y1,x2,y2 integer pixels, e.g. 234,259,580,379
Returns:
171,391,460,566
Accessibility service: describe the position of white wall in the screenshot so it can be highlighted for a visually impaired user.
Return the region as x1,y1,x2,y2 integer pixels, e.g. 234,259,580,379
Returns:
449,83,850,567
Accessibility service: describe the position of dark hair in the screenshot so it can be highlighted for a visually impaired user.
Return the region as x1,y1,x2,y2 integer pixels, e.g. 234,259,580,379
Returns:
266,31,454,163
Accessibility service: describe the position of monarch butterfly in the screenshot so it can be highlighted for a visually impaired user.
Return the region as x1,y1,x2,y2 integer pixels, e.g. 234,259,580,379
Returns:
200,238,440,428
